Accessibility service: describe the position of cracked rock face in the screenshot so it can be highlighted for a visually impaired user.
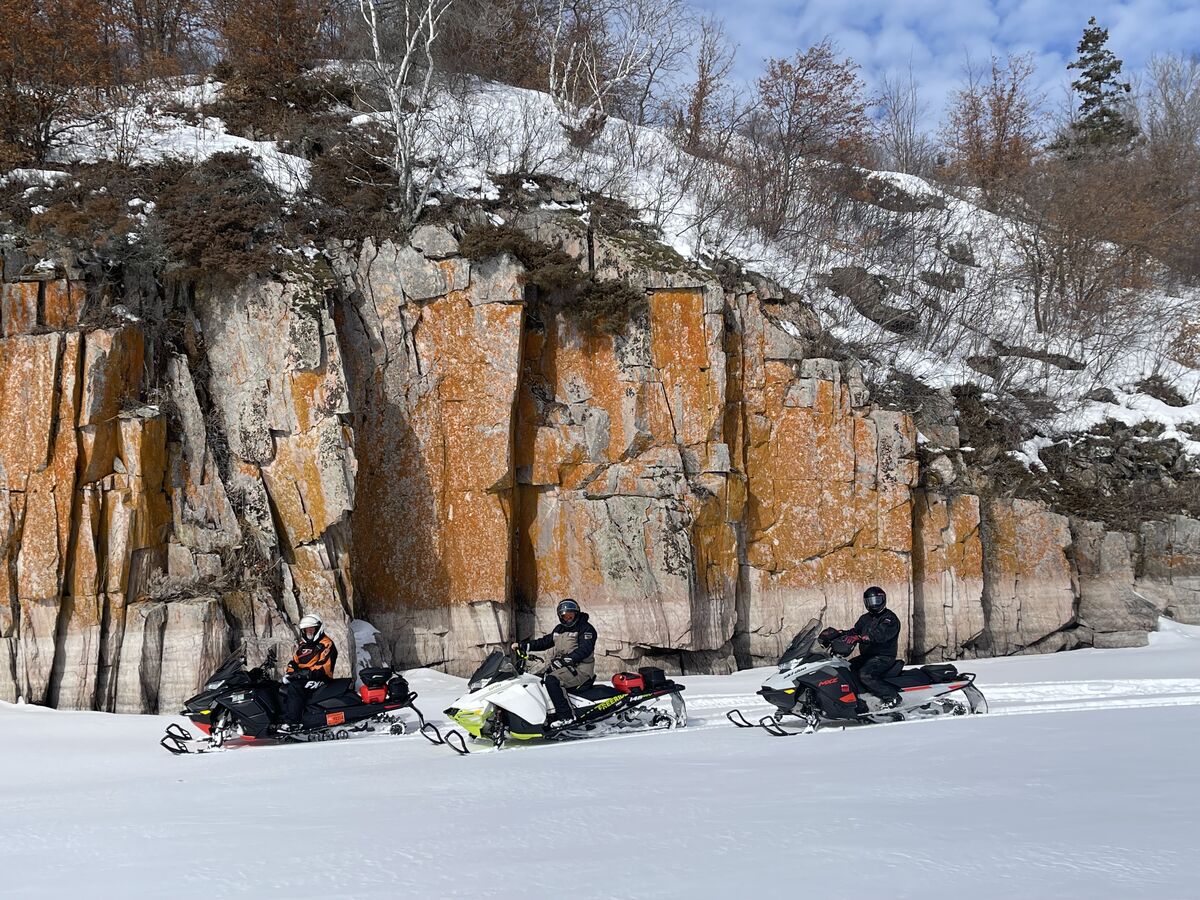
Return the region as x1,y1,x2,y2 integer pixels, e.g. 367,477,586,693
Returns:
911,492,984,661
3,234,1192,710
337,240,524,676
513,288,736,674
0,271,355,710
978,499,1076,656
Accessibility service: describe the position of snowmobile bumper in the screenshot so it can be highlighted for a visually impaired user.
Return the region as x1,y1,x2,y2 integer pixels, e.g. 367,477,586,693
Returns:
758,685,798,712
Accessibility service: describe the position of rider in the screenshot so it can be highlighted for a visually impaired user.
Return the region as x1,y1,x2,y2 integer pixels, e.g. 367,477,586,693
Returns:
819,586,902,709
281,614,338,731
511,598,597,723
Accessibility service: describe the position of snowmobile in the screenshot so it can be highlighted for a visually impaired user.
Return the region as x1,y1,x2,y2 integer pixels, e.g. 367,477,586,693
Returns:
727,619,988,736
443,649,687,751
160,646,443,754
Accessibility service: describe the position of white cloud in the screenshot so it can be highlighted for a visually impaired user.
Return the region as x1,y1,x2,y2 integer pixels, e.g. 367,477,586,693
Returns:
692,0,1200,128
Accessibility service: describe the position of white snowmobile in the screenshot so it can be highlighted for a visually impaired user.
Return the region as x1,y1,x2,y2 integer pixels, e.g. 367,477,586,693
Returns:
443,649,687,751
728,619,988,736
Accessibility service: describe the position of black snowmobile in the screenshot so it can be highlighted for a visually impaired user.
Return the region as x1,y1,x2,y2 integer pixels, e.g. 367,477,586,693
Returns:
160,646,442,754
728,619,988,736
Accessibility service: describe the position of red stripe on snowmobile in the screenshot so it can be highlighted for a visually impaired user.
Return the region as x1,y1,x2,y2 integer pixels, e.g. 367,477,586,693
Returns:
194,722,212,735
902,685,933,691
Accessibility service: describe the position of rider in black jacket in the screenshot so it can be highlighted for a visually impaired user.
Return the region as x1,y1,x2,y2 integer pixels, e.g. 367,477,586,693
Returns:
820,586,902,708
512,599,598,722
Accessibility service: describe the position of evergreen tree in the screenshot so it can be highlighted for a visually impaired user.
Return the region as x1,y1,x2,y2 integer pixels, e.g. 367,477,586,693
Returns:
1058,16,1138,153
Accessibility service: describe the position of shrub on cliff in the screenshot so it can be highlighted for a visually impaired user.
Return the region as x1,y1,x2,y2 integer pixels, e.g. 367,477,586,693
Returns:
156,151,285,281
308,133,409,244
460,224,647,335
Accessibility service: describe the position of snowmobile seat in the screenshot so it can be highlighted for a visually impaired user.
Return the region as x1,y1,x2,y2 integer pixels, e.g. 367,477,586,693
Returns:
570,682,622,702
310,678,355,704
886,671,934,689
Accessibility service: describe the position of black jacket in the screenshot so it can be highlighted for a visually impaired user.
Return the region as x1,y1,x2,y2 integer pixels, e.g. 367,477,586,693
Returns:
851,609,901,661
527,612,598,666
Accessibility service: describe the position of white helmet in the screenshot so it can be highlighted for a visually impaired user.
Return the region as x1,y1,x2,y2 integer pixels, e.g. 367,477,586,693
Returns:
298,614,324,643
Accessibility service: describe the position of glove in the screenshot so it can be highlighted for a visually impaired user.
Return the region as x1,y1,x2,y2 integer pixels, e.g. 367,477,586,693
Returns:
844,634,864,645
550,657,571,670
305,680,322,690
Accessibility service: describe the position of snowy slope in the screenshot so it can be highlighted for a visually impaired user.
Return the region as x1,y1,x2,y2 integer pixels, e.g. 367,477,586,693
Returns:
29,74,1200,445
2,622,1199,899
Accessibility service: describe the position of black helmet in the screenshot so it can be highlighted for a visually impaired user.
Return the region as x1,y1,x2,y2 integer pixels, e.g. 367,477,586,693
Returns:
556,598,581,626
863,586,887,614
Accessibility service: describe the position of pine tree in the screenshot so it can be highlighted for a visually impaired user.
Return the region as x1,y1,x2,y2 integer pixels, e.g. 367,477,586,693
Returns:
1058,16,1137,154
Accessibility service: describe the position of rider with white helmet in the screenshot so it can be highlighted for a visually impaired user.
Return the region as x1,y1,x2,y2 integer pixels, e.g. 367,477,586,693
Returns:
281,614,339,731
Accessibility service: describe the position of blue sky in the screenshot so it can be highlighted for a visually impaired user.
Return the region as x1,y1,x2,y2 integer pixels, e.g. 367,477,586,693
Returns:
691,0,1200,126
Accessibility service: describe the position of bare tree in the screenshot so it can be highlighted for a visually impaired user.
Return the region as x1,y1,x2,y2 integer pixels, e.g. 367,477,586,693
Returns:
732,40,871,238
1139,52,1200,151
877,65,936,176
939,53,1042,199
540,0,689,142
673,14,740,156
355,0,457,224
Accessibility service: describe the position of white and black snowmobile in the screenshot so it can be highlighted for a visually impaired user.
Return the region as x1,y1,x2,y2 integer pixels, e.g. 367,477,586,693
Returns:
443,649,687,751
160,647,443,754
728,619,988,736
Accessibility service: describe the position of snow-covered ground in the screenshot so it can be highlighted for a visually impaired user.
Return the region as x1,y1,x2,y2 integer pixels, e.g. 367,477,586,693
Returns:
3,622,1200,899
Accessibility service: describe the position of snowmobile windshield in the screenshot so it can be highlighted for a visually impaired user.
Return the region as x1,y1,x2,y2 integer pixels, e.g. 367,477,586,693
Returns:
778,619,821,667
202,648,248,691
467,650,517,692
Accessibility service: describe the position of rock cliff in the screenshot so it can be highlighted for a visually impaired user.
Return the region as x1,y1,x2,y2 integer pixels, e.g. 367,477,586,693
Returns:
2,213,1197,709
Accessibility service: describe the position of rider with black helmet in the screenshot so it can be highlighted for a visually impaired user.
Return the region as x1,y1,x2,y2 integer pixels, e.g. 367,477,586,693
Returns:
510,598,598,722
819,586,903,709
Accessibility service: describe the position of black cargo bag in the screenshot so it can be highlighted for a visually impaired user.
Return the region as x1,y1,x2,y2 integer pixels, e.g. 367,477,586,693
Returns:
921,663,959,683
638,666,668,689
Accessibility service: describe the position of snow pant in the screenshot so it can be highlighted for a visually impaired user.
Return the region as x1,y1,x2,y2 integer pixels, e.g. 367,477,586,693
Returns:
283,679,315,724
543,666,589,720
853,656,900,702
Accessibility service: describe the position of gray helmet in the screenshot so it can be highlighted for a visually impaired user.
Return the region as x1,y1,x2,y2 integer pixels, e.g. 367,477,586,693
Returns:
863,586,887,614
556,598,581,626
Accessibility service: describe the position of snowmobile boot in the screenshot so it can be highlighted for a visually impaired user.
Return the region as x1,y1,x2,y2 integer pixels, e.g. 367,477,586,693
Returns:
878,695,902,710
